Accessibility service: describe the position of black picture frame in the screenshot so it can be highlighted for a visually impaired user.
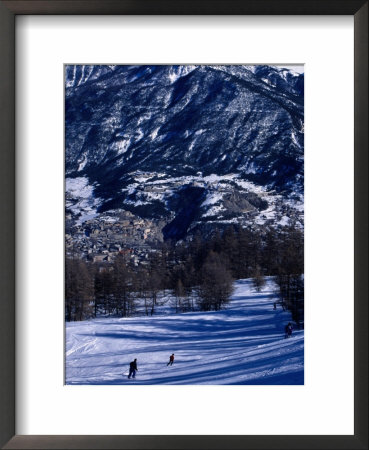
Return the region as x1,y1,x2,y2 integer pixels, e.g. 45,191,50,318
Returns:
0,1,367,449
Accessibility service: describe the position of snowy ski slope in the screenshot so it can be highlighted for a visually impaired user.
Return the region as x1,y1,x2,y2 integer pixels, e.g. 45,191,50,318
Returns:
66,279,304,385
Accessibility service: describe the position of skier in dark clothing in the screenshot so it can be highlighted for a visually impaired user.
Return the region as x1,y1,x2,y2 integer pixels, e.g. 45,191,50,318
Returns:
128,358,138,379
167,354,174,366
287,322,293,337
285,322,293,338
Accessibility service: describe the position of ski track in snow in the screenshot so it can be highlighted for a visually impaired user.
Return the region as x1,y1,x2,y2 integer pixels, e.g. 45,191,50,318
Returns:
66,279,304,385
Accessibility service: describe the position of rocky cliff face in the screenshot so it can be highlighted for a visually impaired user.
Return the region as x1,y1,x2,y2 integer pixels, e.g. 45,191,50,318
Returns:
65,65,304,242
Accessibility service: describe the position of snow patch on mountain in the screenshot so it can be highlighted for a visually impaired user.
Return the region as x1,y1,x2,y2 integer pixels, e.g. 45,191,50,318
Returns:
66,177,93,199
77,154,88,172
291,131,301,148
168,65,197,84
202,204,226,218
114,138,131,155
66,65,77,88
66,177,102,225
150,127,160,141
201,192,224,207
278,216,291,226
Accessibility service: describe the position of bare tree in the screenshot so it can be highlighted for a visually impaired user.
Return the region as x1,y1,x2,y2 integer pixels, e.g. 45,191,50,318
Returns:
197,251,233,311
172,278,189,313
252,265,266,292
65,258,94,321
112,254,133,317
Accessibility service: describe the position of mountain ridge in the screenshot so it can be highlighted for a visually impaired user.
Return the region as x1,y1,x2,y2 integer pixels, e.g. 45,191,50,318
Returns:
65,64,304,242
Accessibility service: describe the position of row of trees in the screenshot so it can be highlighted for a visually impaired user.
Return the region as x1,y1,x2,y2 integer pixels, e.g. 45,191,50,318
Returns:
66,225,304,322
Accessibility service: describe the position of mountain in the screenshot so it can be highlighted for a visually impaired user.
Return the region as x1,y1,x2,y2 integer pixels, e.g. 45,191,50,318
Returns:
65,65,304,243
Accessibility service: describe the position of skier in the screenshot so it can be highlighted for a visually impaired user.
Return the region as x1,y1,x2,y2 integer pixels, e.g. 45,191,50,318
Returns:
273,302,277,310
284,324,289,338
285,322,293,338
128,358,138,379
167,353,175,366
287,322,293,337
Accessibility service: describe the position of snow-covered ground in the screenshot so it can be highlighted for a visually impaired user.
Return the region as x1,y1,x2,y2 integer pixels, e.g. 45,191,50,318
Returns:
66,279,304,385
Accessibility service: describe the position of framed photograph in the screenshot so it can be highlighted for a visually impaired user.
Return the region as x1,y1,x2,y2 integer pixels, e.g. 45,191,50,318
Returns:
1,1,367,449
